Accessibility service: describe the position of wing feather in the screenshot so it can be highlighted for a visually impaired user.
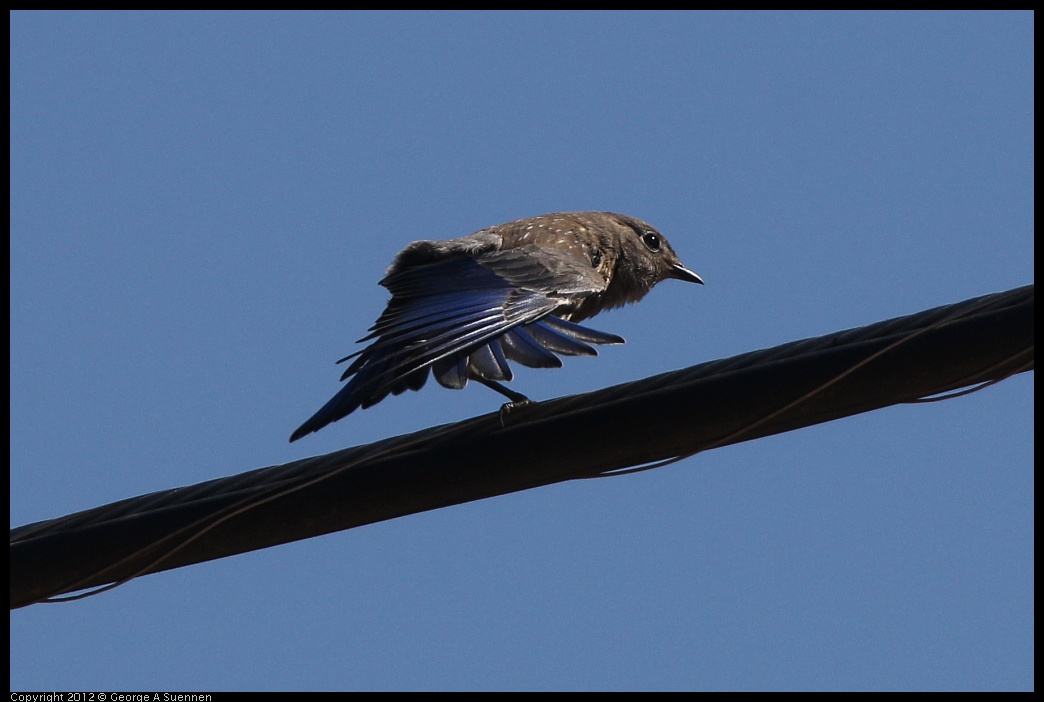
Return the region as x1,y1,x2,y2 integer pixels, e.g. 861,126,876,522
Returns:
290,247,621,441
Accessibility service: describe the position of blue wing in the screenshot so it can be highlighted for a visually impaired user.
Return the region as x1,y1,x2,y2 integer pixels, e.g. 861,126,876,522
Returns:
289,251,622,441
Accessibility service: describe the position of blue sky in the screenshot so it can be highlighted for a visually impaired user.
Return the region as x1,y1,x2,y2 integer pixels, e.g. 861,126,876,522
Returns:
10,11,1032,691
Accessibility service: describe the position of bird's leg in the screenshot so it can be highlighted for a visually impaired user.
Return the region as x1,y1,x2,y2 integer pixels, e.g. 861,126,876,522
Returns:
476,378,530,404
475,378,535,427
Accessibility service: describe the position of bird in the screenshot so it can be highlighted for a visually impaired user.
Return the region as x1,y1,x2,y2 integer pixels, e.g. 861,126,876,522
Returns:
290,211,703,442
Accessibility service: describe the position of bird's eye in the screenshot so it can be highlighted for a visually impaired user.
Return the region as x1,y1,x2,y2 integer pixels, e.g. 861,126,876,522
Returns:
641,232,661,251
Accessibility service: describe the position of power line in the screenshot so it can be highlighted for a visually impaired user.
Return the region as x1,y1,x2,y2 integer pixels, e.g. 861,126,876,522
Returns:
10,285,1033,609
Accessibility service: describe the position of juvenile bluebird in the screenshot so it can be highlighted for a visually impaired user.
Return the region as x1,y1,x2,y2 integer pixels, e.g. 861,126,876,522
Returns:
290,211,702,441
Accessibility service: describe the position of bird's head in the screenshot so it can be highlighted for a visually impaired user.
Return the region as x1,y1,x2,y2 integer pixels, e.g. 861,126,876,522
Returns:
596,212,702,309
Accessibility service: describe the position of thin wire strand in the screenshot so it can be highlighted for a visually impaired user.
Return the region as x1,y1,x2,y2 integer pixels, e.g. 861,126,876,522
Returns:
41,415,493,603
588,297,1029,478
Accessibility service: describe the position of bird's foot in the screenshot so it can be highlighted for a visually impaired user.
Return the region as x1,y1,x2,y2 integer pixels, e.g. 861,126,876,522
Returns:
498,398,535,427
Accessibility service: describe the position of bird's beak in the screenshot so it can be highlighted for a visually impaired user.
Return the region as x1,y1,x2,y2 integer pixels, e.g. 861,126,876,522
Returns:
670,264,704,285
